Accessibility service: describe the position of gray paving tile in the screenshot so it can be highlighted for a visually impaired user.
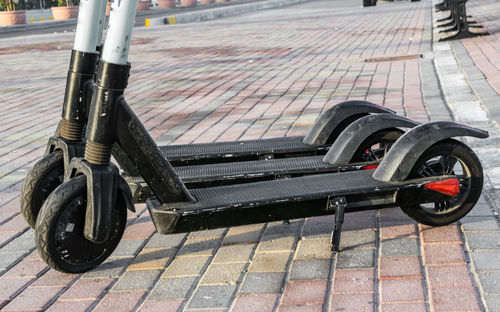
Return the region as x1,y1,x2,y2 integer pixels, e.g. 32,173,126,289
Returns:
0,252,26,270
213,244,255,263
468,203,494,217
189,228,226,237
296,237,333,260
144,233,186,249
187,285,237,309
148,276,198,300
200,262,246,285
263,220,301,238
223,224,263,245
479,272,500,294
465,232,500,250
461,217,500,231
381,238,419,256
82,257,133,278
302,221,333,238
112,269,162,291
163,256,211,278
240,272,285,294
110,239,146,257
340,230,376,250
484,295,500,312
289,259,330,280
177,237,221,257
258,236,296,252
337,249,374,269
471,252,500,271
1,230,34,252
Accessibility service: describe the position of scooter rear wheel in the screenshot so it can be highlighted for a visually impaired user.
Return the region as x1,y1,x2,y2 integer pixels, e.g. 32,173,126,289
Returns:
350,129,404,163
35,175,127,273
20,151,64,228
400,139,483,226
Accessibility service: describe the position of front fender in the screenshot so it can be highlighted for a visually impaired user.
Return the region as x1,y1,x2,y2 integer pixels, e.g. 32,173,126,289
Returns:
373,121,488,182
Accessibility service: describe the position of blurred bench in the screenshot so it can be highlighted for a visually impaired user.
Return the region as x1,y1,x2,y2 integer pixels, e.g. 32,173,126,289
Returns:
436,0,489,41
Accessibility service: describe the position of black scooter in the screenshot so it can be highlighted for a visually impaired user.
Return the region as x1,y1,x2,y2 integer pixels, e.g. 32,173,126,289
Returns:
27,0,487,273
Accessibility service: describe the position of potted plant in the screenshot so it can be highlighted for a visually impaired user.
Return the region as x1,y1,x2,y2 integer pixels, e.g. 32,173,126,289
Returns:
137,0,151,11
158,0,176,8
0,0,26,26
51,0,78,20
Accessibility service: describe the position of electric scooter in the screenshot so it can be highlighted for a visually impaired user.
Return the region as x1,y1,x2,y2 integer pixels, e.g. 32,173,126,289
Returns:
19,0,416,228
29,0,487,273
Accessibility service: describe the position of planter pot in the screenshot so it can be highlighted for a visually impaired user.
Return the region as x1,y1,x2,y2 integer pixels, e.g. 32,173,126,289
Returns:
158,0,176,8
180,0,197,7
51,6,78,20
106,1,111,15
0,10,26,26
137,0,151,11
200,0,214,4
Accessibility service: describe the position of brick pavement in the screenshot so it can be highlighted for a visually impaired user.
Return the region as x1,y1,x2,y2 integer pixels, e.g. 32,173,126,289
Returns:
0,0,499,311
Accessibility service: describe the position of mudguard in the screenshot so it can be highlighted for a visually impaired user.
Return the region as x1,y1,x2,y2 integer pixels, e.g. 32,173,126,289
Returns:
302,100,395,146
373,121,488,183
323,114,419,165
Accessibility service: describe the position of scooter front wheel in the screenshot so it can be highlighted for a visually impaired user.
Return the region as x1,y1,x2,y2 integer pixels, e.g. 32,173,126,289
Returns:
20,150,64,228
35,175,127,273
399,139,483,226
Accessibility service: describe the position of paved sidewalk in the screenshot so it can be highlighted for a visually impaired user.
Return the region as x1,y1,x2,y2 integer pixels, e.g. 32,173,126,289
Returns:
0,0,499,311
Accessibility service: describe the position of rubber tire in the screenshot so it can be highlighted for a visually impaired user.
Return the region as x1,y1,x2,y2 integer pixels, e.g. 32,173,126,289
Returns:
35,175,127,273
400,139,483,226
350,129,404,163
20,151,64,229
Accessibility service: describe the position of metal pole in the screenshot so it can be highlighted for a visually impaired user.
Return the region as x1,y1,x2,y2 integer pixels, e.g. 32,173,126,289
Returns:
101,0,139,65
73,0,105,53
96,0,108,45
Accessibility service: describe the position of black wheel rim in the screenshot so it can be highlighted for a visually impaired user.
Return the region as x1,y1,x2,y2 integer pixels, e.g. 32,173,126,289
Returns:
54,194,121,266
414,154,472,215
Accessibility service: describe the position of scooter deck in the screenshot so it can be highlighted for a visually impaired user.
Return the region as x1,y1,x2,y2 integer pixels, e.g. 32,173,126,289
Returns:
161,136,327,165
147,170,441,234
127,155,364,202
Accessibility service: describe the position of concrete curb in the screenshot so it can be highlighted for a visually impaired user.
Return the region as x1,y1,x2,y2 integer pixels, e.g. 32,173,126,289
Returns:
0,19,74,34
0,7,171,34
146,0,306,26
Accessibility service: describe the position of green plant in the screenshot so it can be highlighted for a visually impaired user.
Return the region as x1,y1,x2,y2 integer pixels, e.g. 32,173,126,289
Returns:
0,0,16,11
57,0,72,6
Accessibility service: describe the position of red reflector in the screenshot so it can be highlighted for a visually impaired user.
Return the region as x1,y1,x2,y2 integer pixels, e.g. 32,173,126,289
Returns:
362,164,379,170
424,178,460,196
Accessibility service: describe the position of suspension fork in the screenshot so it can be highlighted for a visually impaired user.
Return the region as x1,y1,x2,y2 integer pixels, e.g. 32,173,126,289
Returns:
59,0,107,141
48,1,108,167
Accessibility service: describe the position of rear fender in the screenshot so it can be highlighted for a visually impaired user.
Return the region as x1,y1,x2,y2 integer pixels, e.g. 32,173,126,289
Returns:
323,114,419,165
373,121,488,182
303,100,395,146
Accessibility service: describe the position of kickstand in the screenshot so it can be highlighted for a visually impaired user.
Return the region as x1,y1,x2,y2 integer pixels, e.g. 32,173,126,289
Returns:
330,197,347,252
